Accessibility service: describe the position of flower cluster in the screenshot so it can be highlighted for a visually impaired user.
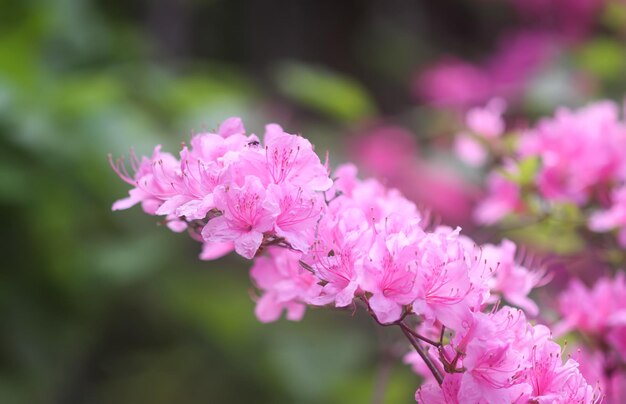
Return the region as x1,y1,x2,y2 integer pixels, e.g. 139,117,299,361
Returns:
111,117,596,402
554,273,626,403
463,100,626,249
415,31,554,109
110,118,332,260
415,307,596,403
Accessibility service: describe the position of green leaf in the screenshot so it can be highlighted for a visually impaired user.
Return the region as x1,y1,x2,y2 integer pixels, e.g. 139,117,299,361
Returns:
576,38,626,81
498,157,539,187
273,62,376,123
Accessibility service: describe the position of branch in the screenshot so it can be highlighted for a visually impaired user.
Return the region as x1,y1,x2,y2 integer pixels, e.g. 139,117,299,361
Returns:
399,325,444,386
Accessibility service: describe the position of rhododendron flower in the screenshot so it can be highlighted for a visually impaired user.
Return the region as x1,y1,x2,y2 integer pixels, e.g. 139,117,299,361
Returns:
482,239,548,315
466,98,506,139
110,145,183,214
110,116,596,403
202,175,279,259
589,185,626,247
557,273,626,361
411,229,473,330
264,183,324,253
519,101,626,204
360,233,422,324
576,346,626,403
250,248,322,322
474,171,521,225
348,127,478,227
519,340,597,403
454,133,488,167
263,124,333,192
416,31,553,109
416,58,493,108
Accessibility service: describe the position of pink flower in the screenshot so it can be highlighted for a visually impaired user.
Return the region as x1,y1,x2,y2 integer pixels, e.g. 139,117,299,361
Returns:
263,124,333,192
474,171,521,225
481,239,548,316
416,373,462,404
348,125,419,177
576,347,626,403
110,146,183,214
264,183,325,253
519,101,626,204
518,341,599,403
202,175,279,259
360,234,421,324
305,207,372,307
557,273,626,361
466,98,506,139
199,241,235,261
454,133,488,167
415,58,493,108
589,185,626,248
415,31,553,109
411,229,473,330
250,248,322,322
452,309,532,403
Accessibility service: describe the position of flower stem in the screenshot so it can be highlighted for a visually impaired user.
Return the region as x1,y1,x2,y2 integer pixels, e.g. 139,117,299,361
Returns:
399,324,444,386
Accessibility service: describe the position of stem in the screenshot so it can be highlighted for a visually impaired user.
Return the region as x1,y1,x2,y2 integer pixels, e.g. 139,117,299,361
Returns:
399,322,441,347
399,325,444,386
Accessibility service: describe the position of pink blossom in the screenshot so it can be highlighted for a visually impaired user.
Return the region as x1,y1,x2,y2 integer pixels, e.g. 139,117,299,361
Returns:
264,183,325,253
305,207,372,307
454,133,488,167
557,273,626,360
481,239,548,315
199,241,235,261
519,101,626,204
110,146,183,214
576,347,626,403
360,234,421,324
348,125,419,177
263,124,333,192
474,171,521,225
589,185,626,248
510,0,604,41
415,373,462,403
517,341,599,403
415,31,553,109
250,248,322,322
411,229,473,330
415,58,493,108
466,98,506,139
202,175,279,259
452,309,532,403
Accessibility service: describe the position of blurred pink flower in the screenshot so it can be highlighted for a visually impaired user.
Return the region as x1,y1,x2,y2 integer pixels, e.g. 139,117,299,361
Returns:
466,98,506,138
519,101,626,204
474,171,521,225
415,58,493,108
557,273,626,362
454,133,488,167
589,185,626,247
416,31,554,109
348,125,479,226
510,0,605,41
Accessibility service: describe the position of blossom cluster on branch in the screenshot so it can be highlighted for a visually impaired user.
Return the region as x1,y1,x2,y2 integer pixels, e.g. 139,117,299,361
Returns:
451,98,626,403
110,117,600,403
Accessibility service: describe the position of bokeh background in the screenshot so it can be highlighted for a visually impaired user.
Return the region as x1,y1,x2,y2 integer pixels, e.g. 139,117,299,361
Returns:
2,0,625,403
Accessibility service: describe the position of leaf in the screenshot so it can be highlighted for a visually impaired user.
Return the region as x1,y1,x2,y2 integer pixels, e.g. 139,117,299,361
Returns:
273,62,376,123
576,38,626,81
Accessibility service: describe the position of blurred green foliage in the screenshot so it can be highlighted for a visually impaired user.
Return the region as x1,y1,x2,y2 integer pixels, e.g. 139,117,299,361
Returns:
0,0,418,403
